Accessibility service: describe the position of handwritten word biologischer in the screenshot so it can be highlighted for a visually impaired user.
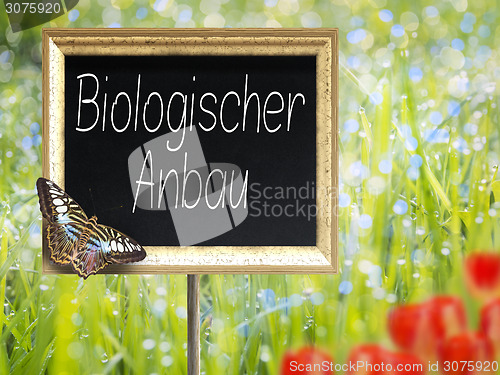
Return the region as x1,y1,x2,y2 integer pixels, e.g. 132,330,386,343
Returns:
75,73,306,152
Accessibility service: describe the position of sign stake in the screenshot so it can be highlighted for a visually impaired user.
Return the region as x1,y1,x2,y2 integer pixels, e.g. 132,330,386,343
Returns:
187,274,200,375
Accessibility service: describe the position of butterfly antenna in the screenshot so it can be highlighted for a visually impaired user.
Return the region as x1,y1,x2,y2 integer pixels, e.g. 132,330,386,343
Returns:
88,187,123,215
89,187,98,217
105,205,124,213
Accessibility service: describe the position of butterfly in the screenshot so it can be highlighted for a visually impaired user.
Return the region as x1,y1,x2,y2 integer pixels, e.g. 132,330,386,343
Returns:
36,177,146,279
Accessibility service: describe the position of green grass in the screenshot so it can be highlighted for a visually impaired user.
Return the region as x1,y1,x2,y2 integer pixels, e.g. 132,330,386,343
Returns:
1,0,500,374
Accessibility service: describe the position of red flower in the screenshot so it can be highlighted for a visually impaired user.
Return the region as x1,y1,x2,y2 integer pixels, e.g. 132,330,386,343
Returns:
281,346,333,375
388,304,424,351
427,296,467,341
480,298,500,358
345,345,425,375
439,332,494,375
388,296,466,360
465,253,500,300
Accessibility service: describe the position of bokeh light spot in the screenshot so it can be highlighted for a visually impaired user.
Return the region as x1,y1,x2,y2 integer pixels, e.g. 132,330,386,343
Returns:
391,24,405,37
339,281,353,295
409,67,423,82
359,214,373,229
393,200,408,215
429,111,443,125
379,9,393,22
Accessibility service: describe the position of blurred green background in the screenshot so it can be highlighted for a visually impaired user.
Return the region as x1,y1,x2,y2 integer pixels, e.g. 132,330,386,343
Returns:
0,0,499,373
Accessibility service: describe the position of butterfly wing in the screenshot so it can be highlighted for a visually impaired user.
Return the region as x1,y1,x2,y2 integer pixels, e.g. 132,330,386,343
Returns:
96,224,147,264
47,223,81,264
37,178,88,265
71,233,109,279
71,224,146,279
36,177,88,226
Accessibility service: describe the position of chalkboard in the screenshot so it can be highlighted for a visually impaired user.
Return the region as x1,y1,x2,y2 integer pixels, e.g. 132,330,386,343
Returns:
43,29,338,274
64,55,316,247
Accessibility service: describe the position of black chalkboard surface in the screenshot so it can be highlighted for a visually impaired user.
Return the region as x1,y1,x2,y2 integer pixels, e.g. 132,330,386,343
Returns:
64,55,316,247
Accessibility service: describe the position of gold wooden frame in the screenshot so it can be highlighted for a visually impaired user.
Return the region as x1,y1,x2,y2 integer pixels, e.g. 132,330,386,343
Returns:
42,28,338,274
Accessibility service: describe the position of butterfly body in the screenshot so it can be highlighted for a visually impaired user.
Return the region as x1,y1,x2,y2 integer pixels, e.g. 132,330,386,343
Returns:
77,216,99,251
37,178,146,279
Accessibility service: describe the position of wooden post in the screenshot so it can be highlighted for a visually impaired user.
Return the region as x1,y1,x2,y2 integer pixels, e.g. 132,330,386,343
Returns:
187,274,200,375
